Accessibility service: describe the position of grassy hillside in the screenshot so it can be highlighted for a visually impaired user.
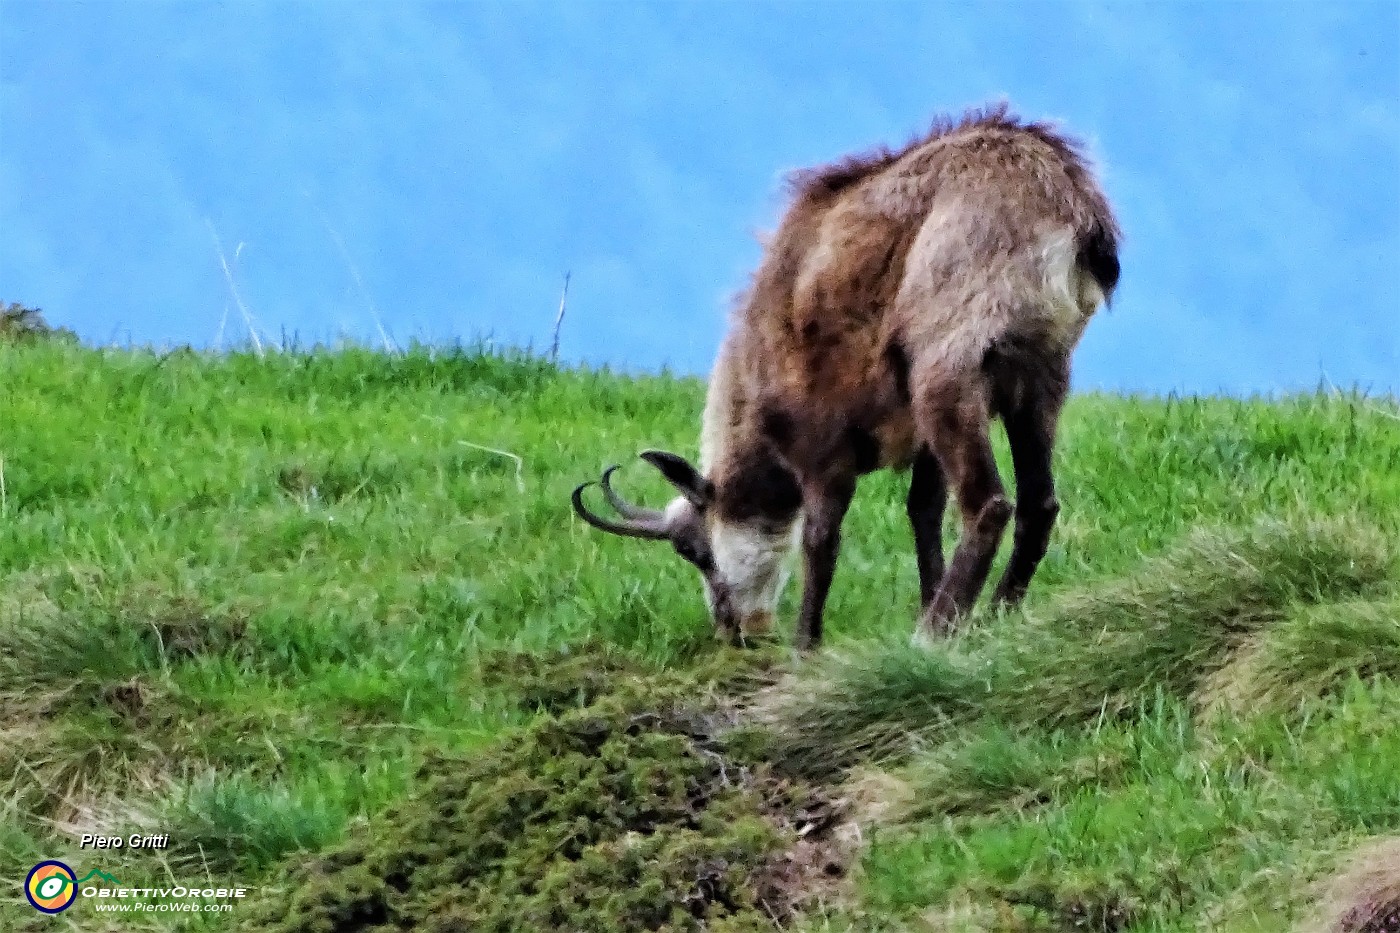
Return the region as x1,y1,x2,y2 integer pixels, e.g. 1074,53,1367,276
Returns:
2,340,1397,931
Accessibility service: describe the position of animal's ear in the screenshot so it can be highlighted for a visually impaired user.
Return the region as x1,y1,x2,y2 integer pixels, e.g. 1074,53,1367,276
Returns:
640,450,714,508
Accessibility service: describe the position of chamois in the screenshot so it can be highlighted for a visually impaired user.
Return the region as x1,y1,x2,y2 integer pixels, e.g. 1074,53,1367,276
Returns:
572,104,1121,650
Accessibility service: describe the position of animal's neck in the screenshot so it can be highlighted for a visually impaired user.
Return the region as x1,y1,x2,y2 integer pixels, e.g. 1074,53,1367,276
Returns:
698,334,806,532
699,332,745,476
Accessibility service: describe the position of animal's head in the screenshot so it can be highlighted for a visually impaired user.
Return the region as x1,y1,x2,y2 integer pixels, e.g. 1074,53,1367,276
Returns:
571,451,800,642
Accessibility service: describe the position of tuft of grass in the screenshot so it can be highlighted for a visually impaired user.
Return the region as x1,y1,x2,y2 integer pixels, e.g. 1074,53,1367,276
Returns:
162,766,399,874
988,514,1393,729
749,639,987,779
1200,595,1400,719
897,695,1196,821
1298,836,1400,933
0,568,153,689
862,678,1400,929
754,514,1393,777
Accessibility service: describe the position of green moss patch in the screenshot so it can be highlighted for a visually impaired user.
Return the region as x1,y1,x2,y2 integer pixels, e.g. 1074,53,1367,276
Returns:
250,649,846,932
478,639,659,715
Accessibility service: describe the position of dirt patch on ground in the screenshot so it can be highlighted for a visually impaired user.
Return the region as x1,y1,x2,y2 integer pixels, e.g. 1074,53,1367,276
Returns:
249,647,853,932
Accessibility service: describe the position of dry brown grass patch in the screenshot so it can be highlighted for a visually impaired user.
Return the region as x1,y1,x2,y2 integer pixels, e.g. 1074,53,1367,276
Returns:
1299,837,1400,933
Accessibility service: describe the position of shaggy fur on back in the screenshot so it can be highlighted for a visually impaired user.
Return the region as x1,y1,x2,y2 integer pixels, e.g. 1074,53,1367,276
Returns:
702,103,1120,523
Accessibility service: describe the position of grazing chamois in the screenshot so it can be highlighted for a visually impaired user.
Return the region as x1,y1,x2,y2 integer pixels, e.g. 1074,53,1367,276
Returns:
572,104,1121,650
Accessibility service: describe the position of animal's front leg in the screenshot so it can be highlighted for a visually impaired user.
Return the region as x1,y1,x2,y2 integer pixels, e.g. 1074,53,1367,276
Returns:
794,477,856,651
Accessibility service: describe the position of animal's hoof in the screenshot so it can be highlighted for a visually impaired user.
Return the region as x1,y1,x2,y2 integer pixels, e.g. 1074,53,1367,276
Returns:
990,585,1027,608
911,618,956,648
736,630,781,651
715,625,743,647
914,596,962,645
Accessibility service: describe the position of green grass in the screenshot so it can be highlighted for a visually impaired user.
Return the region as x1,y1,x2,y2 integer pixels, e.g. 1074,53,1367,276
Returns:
854,680,1400,932
2,338,1398,931
752,515,1394,777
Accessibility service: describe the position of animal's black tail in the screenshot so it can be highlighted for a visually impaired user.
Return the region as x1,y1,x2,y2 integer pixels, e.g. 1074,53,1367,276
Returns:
1077,221,1121,302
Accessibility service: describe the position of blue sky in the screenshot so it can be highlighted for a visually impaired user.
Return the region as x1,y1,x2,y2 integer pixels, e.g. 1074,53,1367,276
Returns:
2,1,1396,394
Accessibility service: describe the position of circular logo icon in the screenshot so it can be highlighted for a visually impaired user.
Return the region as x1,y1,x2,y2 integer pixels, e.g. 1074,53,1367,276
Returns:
26,861,79,914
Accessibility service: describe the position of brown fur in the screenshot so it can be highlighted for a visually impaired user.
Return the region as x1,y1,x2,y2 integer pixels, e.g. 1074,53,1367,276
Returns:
574,103,1121,649
717,105,1114,461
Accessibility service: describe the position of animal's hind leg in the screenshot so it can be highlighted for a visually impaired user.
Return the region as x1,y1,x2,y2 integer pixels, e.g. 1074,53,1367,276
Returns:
991,377,1067,606
914,378,1012,636
906,447,947,609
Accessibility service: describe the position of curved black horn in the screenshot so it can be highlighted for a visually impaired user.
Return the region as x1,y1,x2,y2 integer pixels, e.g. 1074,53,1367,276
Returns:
598,464,669,523
571,479,671,540
639,449,714,507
